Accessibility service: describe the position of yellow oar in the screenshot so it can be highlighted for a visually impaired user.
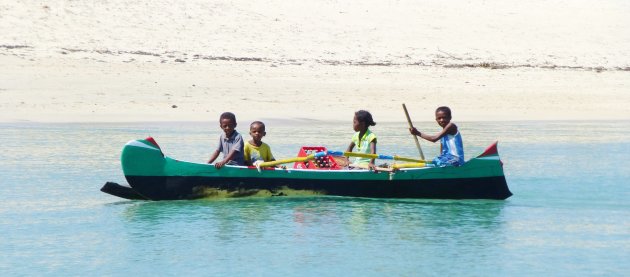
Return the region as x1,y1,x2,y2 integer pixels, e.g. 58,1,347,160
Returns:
257,154,315,168
327,151,431,163
392,155,428,163
402,103,425,160
257,152,431,171
392,162,427,169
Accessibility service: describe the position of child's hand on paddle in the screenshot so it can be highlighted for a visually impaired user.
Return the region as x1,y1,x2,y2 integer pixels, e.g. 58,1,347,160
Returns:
409,127,421,136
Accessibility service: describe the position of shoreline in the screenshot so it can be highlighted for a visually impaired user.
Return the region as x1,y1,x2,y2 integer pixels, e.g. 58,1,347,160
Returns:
2,55,629,123
3,115,630,125
3,0,629,124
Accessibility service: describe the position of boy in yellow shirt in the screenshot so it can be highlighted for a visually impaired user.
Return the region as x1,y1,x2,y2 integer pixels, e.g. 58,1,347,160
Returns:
244,121,276,166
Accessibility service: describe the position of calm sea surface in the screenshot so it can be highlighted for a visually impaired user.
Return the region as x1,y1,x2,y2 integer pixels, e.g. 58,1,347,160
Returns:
1,121,628,276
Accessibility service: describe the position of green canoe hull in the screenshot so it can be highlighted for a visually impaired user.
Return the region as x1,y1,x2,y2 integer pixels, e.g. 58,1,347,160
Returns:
117,138,512,200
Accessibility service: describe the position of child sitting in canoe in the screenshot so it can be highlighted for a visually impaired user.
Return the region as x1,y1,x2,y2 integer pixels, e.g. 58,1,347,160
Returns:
409,106,464,167
244,121,276,166
207,112,245,168
346,110,377,170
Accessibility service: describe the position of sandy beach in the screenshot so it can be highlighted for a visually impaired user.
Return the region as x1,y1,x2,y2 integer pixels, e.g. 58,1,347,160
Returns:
1,0,629,123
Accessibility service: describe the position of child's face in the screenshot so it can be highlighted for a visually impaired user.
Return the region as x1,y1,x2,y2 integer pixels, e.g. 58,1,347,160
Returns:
352,115,364,132
219,118,236,136
435,111,451,128
249,124,266,142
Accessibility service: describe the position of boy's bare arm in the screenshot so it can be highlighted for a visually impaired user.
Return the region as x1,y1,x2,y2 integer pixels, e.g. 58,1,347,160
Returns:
410,125,453,143
207,150,220,163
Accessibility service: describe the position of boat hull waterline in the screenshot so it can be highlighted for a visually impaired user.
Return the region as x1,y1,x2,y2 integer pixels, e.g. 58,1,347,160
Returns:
103,137,512,200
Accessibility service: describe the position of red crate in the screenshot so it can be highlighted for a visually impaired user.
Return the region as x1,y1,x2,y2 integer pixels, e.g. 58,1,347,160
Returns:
293,146,340,170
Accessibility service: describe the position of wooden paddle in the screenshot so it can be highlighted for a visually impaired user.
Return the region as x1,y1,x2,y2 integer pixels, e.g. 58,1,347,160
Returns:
326,151,430,163
392,162,427,169
256,154,316,168
402,103,425,160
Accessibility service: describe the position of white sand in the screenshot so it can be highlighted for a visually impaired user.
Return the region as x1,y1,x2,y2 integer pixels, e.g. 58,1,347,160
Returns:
1,0,629,123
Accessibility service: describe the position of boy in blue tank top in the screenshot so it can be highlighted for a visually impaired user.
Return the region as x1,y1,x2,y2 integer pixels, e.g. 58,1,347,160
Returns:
409,106,465,167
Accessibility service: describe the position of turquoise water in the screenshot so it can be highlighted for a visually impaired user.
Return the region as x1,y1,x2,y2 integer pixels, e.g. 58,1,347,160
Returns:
1,121,628,275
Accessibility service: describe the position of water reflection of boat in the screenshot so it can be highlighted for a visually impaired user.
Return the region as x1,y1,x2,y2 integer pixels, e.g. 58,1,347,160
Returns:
101,137,512,201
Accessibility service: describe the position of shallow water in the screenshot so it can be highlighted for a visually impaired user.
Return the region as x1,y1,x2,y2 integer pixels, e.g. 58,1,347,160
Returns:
1,121,629,275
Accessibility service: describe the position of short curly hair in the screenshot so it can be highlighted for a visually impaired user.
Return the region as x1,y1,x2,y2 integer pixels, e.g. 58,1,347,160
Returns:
435,106,452,118
219,112,237,123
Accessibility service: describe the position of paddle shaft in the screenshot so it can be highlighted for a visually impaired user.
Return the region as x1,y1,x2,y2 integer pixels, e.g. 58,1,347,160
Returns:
402,103,425,160
331,151,430,163
258,150,432,168
392,162,427,169
257,154,315,167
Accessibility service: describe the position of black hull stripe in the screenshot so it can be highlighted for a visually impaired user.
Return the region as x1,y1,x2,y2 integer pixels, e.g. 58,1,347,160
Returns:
125,175,513,201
